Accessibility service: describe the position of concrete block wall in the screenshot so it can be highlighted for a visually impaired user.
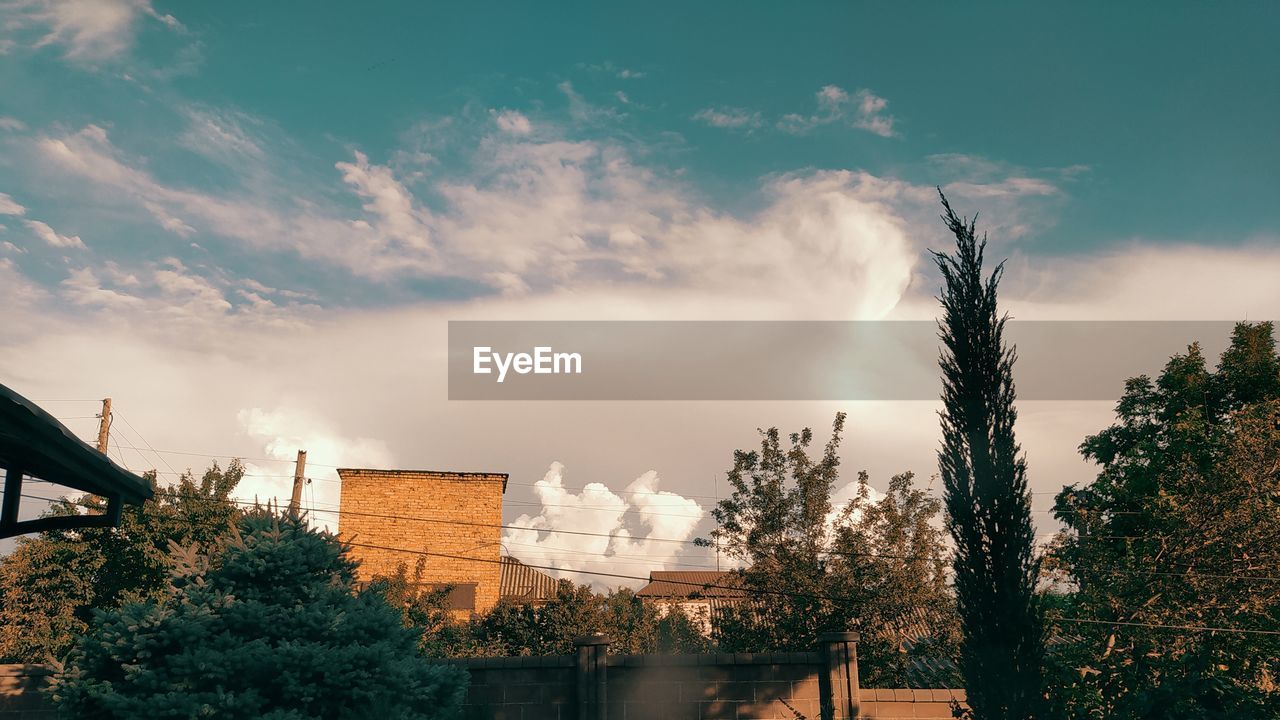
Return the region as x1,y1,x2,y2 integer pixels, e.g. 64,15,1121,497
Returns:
437,648,969,720
437,656,576,720
337,468,508,614
0,665,57,719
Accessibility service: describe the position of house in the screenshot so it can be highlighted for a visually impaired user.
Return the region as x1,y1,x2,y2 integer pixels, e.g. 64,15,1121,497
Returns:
635,570,746,634
0,383,152,539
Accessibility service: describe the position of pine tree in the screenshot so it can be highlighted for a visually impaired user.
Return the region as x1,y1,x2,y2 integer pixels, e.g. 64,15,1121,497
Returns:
933,190,1044,719
52,510,467,719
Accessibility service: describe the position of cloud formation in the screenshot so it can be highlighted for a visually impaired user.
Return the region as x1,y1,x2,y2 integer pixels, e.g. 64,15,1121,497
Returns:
23,218,84,248
2,0,181,62
502,462,706,587
780,85,896,137
692,106,763,130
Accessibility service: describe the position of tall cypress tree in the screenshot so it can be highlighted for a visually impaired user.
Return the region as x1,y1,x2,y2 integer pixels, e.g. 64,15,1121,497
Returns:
933,190,1044,719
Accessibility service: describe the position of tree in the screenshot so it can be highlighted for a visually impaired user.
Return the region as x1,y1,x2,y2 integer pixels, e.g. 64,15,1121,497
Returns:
370,564,710,658
933,191,1044,718
0,461,244,662
53,510,467,719
702,414,956,685
1047,323,1280,719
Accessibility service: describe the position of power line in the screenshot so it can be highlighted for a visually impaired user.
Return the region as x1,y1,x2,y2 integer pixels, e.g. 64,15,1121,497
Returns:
113,411,180,479
19,491,1280,583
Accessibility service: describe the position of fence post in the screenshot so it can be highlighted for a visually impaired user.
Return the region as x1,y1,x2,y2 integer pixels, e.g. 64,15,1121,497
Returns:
818,631,861,720
575,633,609,720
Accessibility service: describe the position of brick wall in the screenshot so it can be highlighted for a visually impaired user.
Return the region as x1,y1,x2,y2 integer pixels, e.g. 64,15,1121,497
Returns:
337,468,508,614
0,665,57,719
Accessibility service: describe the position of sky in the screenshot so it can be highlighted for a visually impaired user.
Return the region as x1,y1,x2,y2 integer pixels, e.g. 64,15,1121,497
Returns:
1,1,1278,582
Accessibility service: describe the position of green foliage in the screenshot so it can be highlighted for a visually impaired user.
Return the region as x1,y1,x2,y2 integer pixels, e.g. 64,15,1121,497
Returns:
0,461,244,662
53,511,467,719
933,191,1044,718
702,413,957,685
1047,322,1280,719
369,563,709,657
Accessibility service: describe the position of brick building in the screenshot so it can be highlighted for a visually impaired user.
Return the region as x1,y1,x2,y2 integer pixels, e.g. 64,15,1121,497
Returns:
337,468,510,615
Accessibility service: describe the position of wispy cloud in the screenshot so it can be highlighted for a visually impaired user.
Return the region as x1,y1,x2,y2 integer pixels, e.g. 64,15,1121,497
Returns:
0,193,26,215
2,0,183,62
692,106,763,130
779,85,896,137
23,218,84,248
490,108,533,136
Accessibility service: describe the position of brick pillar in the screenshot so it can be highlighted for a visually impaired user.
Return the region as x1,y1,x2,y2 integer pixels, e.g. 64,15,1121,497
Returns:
575,633,608,720
818,631,861,720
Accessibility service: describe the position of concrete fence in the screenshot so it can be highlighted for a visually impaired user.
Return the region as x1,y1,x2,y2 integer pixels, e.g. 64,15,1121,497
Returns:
0,633,967,719
0,665,56,719
438,632,967,720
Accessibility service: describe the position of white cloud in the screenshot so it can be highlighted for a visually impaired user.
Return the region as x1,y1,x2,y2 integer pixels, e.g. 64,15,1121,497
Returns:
23,218,84,248
3,0,183,62
491,109,533,136
558,81,621,124
502,462,705,586
237,407,396,532
335,150,434,254
30,122,951,313
692,106,763,130
0,116,27,132
180,106,265,162
0,193,26,215
779,85,896,137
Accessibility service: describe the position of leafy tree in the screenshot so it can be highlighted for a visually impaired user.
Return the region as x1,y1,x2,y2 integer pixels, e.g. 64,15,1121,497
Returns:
370,563,709,657
1047,322,1280,719
702,413,956,685
933,191,1044,718
828,471,959,685
0,461,244,662
52,510,467,719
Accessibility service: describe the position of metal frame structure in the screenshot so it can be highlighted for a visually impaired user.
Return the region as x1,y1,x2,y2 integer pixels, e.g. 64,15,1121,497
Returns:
0,383,153,539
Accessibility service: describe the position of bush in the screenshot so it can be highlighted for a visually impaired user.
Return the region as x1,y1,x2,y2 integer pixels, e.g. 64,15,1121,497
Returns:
53,511,467,719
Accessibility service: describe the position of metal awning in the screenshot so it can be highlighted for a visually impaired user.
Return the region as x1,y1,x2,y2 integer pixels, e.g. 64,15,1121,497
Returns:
0,383,153,538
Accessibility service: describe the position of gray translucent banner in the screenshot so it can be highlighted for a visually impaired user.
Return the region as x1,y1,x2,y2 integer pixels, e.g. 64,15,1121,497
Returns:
448,321,1248,401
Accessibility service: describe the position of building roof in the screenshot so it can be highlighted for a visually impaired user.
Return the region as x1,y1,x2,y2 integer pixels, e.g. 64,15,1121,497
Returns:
336,467,509,492
635,571,747,600
1,384,153,538
499,555,560,603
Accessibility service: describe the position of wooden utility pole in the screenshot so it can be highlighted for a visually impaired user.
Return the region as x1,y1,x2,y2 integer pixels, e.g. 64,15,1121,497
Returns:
95,398,112,455
288,449,307,516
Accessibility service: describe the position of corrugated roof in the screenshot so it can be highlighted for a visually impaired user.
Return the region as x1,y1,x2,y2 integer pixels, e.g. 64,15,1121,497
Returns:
499,555,560,603
635,571,747,599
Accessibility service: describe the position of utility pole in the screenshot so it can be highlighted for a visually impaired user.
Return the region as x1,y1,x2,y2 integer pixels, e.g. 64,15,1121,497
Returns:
95,398,112,455
288,449,307,516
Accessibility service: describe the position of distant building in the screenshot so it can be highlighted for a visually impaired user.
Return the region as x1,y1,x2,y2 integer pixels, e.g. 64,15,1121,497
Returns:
635,570,746,634
498,555,560,606
338,468,509,616
337,467,558,618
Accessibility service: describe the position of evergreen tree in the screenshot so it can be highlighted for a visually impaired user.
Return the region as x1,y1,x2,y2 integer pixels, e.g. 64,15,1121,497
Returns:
933,191,1044,718
52,511,467,719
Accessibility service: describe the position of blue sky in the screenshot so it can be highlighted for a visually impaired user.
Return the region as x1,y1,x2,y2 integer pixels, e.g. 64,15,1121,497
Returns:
1,2,1278,575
